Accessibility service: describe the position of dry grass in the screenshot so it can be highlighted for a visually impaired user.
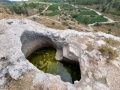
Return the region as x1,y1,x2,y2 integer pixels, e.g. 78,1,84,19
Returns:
99,45,118,62
86,43,94,52
0,13,25,19
104,38,120,47
0,7,25,19
93,22,120,37
48,14,87,31
7,71,35,90
30,17,68,30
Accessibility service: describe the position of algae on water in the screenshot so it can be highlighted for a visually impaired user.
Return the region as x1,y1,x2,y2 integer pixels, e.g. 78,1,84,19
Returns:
27,47,80,83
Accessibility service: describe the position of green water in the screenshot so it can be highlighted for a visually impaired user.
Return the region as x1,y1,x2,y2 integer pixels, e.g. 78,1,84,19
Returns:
27,47,81,83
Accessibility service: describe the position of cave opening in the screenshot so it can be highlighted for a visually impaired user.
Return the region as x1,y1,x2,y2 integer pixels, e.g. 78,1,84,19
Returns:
27,47,81,84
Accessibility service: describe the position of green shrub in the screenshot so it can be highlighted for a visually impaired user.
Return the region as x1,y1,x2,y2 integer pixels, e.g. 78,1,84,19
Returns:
40,12,44,15
68,26,72,29
72,14,78,18
52,22,55,25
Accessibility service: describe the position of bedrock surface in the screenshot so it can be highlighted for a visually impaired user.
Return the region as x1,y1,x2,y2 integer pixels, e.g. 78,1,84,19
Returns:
0,19,120,90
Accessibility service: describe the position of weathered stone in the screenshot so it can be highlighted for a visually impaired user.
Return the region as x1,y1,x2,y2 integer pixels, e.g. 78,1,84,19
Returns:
0,19,120,90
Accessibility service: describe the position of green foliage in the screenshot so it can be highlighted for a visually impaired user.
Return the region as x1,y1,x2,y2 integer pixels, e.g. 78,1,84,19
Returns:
80,10,98,15
60,4,75,10
10,3,28,15
47,4,59,10
27,2,40,8
72,14,78,18
99,45,118,61
73,15,107,24
45,11,60,16
76,0,106,5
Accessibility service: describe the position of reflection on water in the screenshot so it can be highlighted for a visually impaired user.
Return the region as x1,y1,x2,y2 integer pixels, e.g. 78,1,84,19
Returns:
27,47,80,83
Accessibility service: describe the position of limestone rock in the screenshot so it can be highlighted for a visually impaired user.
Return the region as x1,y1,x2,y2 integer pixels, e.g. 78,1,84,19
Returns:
0,19,120,90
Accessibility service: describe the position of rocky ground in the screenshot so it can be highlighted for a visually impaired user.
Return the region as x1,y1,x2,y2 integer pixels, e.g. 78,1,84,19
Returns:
0,19,120,90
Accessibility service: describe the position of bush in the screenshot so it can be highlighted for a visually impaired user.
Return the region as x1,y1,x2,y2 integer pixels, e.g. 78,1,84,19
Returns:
52,22,55,25
99,45,118,61
68,26,72,29
40,12,44,15
62,22,69,26
32,17,36,21
94,22,101,26
10,3,28,15
72,14,78,18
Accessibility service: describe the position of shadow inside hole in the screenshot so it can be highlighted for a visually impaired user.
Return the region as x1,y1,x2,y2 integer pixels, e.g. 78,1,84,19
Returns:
27,47,81,83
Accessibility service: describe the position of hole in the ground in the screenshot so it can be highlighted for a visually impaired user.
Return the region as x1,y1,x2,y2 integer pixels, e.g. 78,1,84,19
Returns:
27,47,81,83
20,31,81,83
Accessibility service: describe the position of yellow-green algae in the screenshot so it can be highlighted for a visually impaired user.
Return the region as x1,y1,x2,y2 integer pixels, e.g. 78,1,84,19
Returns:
27,47,80,83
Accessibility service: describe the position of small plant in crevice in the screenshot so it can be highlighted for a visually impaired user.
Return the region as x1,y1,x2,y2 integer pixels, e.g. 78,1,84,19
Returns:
32,17,36,21
98,45,118,62
68,25,72,29
62,22,69,26
52,22,55,25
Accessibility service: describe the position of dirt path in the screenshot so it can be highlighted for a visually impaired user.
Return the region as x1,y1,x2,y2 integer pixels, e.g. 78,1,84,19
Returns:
58,6,61,11
42,4,52,13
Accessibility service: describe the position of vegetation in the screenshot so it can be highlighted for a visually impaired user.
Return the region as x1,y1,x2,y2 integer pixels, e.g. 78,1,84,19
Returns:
80,10,97,15
60,3,75,10
47,4,59,10
32,17,68,30
72,14,107,24
75,0,106,5
99,45,118,61
9,3,29,15
93,23,120,37
104,38,120,47
7,2,47,16
98,0,120,16
45,11,60,16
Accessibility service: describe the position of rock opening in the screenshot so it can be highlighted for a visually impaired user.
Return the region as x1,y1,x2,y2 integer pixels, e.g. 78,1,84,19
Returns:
20,31,81,83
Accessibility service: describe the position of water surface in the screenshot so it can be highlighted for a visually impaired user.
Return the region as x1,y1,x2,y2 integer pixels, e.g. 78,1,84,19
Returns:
27,47,80,83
